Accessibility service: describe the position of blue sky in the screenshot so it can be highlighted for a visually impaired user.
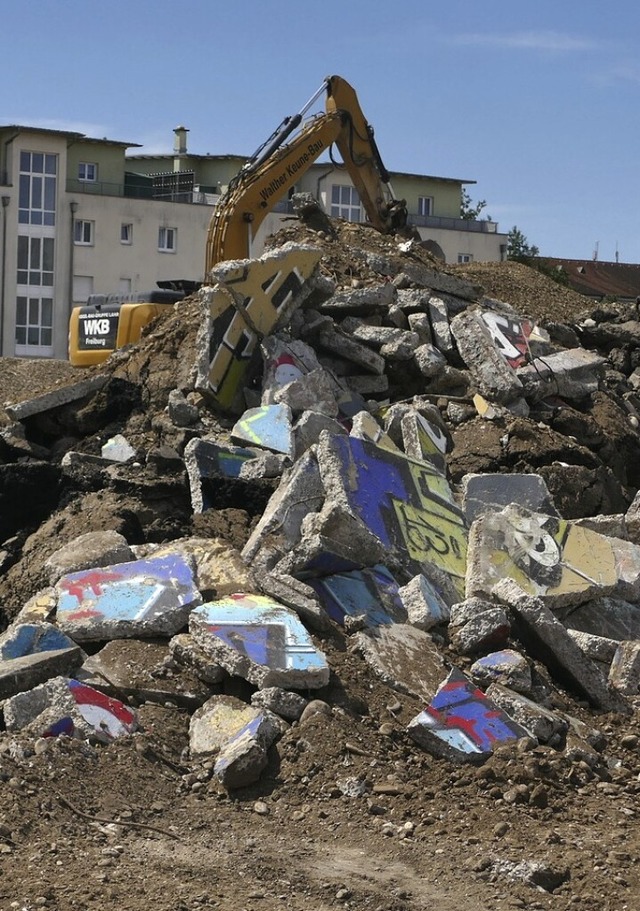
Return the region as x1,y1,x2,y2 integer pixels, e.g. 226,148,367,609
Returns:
4,0,640,261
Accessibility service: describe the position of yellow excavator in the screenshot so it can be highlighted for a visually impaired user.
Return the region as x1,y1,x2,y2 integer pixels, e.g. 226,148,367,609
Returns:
69,75,407,366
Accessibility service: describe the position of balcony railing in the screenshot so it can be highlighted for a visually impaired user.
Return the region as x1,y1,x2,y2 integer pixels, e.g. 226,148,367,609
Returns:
408,213,498,233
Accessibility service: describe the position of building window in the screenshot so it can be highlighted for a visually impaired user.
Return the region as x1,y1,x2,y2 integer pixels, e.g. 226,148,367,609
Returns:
158,226,176,252
457,253,473,264
78,162,97,182
121,223,133,244
418,196,433,218
17,236,54,286
18,151,57,226
331,185,361,222
74,220,94,245
73,275,94,303
15,295,53,350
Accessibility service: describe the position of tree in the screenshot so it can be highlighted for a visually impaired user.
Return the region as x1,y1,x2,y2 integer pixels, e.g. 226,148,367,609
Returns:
460,188,490,221
507,225,539,262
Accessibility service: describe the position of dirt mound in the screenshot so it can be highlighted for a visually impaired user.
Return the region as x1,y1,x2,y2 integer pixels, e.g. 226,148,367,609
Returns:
0,218,639,911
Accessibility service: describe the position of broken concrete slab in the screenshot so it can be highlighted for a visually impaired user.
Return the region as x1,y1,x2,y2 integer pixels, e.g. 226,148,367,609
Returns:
197,243,322,413
150,537,257,599
351,624,445,702
253,569,332,632
469,649,533,695
4,374,108,421
407,667,530,763
189,594,330,689
251,686,308,721
44,531,134,585
15,588,57,624
341,373,390,397
400,410,450,475
480,311,550,369
461,473,558,526
56,553,201,642
4,675,138,743
315,283,396,316
260,336,323,404
306,564,406,629
466,505,619,610
214,709,284,790
448,605,511,656
516,348,606,403
77,639,213,709
413,343,447,379
450,309,524,405
292,410,347,461
398,574,450,630
485,683,568,744
316,432,467,602
189,694,261,756
492,578,630,713
231,403,294,458
168,388,200,427
184,438,259,512
101,434,136,463
567,630,619,666
312,324,386,375
349,412,400,452
428,297,454,354
608,641,640,696
0,648,83,700
272,368,339,418
562,596,640,642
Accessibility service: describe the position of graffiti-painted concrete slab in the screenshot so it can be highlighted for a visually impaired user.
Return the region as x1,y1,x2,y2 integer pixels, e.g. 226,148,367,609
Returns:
4,675,138,743
0,622,77,661
461,473,558,525
0,648,83,700
78,639,213,709
481,311,549,369
408,668,530,763
185,438,258,512
190,594,329,689
231,404,294,458
467,505,618,609
56,554,201,641
260,336,322,404
486,683,568,744
190,695,262,756
306,565,406,628
350,412,400,453
450,310,524,405
400,411,449,475
197,244,322,413
317,432,467,602
352,624,445,702
15,588,57,624
150,537,257,599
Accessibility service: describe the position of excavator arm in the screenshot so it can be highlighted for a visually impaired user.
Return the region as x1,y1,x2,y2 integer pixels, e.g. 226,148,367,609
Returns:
205,75,407,274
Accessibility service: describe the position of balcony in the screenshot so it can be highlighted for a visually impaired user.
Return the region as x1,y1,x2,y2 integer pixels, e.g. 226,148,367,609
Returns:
65,178,220,204
408,213,498,233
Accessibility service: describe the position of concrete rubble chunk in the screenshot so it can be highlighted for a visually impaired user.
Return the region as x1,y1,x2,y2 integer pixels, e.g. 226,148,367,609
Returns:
190,694,265,756
341,374,390,396
242,449,325,569
238,452,289,480
466,504,619,610
101,434,137,463
567,629,619,666
168,388,200,427
450,309,524,404
516,348,606,402
313,324,387,375
56,553,202,642
407,310,433,343
0,648,83,700
608,640,640,696
16,588,57,624
470,649,533,695
169,633,227,684
251,686,308,721
292,410,347,461
197,243,322,413
400,410,450,474
461,473,558,526
352,624,445,702
4,374,108,421
4,675,138,743
413,343,447,379
306,564,407,629
184,438,262,513
315,283,396,315
190,594,330,690
449,606,511,655
150,537,256,599
485,683,568,744
407,667,531,764
350,411,400,452
254,569,332,632
562,596,640,641
44,531,134,585
231,403,294,458
493,578,631,713
428,297,454,353
272,368,339,417
77,639,213,709
340,320,415,349
398,574,450,630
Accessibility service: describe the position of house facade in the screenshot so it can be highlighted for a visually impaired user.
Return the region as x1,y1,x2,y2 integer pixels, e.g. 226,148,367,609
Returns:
0,123,506,361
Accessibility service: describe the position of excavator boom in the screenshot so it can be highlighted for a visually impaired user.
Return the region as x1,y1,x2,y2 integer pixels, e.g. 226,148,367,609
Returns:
205,75,406,273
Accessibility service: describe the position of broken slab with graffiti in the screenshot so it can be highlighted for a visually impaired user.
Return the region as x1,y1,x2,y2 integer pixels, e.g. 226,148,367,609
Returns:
195,243,322,413
407,667,531,763
316,432,467,603
55,553,202,641
480,309,550,369
0,621,78,661
306,564,406,628
469,649,533,695
485,683,568,744
450,309,525,407
4,675,138,743
461,473,559,525
184,438,258,511
189,594,329,689
231,403,295,458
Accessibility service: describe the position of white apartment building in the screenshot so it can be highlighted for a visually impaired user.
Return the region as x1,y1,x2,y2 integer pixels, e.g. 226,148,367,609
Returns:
0,124,506,361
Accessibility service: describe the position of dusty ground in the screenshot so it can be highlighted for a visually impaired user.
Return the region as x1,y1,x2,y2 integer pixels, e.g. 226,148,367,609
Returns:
0,224,639,911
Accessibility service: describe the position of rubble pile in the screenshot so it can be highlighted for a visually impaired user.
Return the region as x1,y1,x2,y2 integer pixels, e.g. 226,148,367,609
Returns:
1,217,640,908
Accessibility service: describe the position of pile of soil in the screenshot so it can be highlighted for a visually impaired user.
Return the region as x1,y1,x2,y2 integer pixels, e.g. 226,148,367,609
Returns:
0,220,638,911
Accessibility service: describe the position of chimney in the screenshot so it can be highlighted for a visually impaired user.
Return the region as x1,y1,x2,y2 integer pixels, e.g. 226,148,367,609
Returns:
173,126,189,155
